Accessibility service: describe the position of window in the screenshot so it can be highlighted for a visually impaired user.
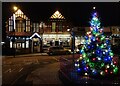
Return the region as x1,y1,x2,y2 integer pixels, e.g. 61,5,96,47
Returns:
17,43,21,48
58,22,62,32
9,26,13,31
16,20,25,32
26,20,30,32
10,41,12,48
36,23,39,32
13,43,16,48
22,43,25,48
26,41,29,48
22,23,25,32
9,19,13,31
52,22,56,32
16,22,21,32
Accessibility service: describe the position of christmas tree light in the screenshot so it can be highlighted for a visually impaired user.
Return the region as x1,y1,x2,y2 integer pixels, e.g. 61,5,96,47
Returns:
75,10,119,77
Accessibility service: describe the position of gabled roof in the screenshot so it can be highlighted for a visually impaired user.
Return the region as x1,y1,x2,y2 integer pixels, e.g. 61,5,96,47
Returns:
50,10,65,19
14,9,29,20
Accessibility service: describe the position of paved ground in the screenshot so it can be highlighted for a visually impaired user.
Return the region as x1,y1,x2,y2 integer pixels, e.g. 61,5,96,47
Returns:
3,53,119,86
26,62,63,85
2,53,78,86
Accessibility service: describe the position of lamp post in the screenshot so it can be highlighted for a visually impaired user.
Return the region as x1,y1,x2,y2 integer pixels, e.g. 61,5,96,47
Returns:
13,6,18,58
71,28,75,64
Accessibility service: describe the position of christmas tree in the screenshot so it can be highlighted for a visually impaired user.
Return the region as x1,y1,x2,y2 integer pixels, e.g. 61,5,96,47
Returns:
75,10,118,77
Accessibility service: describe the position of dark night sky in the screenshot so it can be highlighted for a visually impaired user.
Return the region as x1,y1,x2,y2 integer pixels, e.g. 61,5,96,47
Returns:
2,2,120,27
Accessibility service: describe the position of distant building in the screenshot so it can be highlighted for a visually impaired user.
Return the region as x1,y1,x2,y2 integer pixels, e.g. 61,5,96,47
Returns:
111,26,120,45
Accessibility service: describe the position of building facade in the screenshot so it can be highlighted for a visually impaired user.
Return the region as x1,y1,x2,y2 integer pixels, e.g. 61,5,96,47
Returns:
5,9,43,54
4,9,120,55
5,10,72,54
42,11,72,51
5,9,32,54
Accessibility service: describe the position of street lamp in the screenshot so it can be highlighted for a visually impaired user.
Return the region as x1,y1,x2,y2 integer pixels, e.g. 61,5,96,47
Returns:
13,6,18,29
71,28,75,64
13,6,18,11
93,6,96,10
13,6,18,57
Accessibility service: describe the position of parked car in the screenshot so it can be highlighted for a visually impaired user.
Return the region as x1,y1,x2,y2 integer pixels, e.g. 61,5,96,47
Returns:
47,46,71,55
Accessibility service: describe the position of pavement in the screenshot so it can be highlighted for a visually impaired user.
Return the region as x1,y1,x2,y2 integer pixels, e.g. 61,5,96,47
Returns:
2,53,69,86
26,62,64,85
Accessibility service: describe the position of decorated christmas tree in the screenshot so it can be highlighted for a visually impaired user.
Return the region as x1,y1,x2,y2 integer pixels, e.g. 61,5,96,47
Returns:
75,9,118,77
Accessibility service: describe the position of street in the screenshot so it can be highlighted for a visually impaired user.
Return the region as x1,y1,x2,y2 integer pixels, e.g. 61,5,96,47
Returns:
2,53,78,86
2,53,120,86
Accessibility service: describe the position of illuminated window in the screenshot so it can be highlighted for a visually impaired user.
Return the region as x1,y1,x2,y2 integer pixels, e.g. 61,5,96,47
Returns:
26,20,30,32
13,43,16,48
9,18,13,31
22,43,25,48
16,19,25,32
26,41,29,48
52,22,56,32
9,26,13,31
10,41,13,48
22,23,25,32
58,22,62,32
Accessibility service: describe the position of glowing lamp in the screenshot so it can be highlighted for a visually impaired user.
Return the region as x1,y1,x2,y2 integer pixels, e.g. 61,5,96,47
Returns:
75,63,78,67
101,63,104,67
100,71,104,75
86,66,89,69
80,54,82,57
110,71,113,74
93,7,96,10
98,57,101,60
93,58,95,61
114,61,117,64
113,67,118,73
80,56,83,60
90,27,93,31
110,52,113,56
103,52,105,54
84,67,87,71
106,65,110,68
105,69,108,73
78,68,81,71
85,73,88,76
87,59,89,62
13,6,18,11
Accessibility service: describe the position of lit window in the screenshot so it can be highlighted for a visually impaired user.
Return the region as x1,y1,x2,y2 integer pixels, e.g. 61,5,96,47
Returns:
26,41,29,48
58,23,62,32
52,22,56,32
13,43,16,48
10,41,12,48
22,43,25,48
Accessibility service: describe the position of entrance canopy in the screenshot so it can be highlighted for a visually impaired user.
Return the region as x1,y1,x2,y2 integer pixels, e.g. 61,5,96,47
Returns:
30,33,41,39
